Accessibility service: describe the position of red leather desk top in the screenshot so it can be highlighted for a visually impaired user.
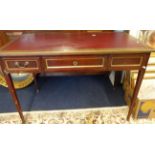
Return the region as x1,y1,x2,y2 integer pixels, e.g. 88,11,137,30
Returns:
0,32,151,56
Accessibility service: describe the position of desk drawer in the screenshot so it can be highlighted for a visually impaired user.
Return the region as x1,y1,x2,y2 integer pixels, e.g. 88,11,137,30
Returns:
110,54,144,70
44,56,105,71
3,57,40,72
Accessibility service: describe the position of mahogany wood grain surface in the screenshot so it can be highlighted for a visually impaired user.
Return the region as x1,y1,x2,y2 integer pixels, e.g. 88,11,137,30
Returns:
109,53,145,70
3,72,25,123
3,57,41,73
44,56,105,72
127,53,150,120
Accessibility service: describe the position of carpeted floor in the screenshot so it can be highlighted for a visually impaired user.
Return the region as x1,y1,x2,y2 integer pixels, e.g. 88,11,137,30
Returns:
1,74,150,124
0,75,125,113
0,106,155,124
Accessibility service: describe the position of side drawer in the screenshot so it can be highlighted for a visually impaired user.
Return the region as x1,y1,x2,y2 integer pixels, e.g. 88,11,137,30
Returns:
3,57,41,72
44,56,106,72
109,54,144,70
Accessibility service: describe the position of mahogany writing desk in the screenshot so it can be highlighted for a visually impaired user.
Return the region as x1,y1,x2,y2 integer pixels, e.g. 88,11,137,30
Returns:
0,32,152,123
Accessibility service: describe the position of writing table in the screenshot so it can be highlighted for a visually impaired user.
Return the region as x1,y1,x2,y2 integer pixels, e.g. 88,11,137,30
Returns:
0,32,152,123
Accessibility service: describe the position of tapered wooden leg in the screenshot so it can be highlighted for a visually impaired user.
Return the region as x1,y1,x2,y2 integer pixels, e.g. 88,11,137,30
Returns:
4,71,25,123
127,68,146,121
33,73,39,93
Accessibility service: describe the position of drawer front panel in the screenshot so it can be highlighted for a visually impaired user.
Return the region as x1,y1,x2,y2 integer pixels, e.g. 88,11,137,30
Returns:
110,54,144,70
44,56,105,71
3,58,40,72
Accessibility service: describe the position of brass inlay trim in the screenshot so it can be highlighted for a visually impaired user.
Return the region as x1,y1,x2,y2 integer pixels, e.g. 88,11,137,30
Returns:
0,48,152,57
4,59,39,71
45,57,104,69
111,56,143,67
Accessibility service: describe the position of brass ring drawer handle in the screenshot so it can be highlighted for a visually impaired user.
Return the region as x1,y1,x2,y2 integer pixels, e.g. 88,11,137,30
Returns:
73,61,78,66
14,61,30,68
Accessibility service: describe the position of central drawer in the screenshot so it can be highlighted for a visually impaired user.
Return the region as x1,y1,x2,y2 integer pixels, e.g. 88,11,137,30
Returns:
44,56,106,72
